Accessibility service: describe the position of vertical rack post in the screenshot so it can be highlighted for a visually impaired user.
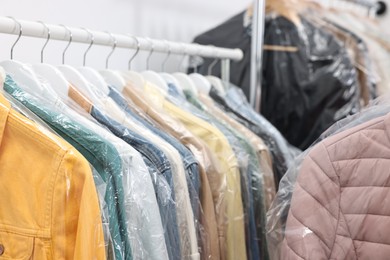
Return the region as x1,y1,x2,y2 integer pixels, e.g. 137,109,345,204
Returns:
250,0,266,111
221,58,230,83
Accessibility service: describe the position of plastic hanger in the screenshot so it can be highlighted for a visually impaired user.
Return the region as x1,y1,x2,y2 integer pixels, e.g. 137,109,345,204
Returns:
206,75,226,94
160,74,181,89
31,22,70,100
121,35,145,90
141,38,168,92
171,44,198,96
0,65,61,129
121,71,145,90
189,73,211,95
76,28,109,96
77,65,109,94
173,73,198,96
0,17,45,94
158,40,185,96
99,32,126,92
1,60,45,94
188,44,212,95
57,27,105,108
142,70,169,92
205,57,226,96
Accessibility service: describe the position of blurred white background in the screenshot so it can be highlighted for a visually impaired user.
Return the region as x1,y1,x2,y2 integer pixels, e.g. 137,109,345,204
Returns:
0,0,251,72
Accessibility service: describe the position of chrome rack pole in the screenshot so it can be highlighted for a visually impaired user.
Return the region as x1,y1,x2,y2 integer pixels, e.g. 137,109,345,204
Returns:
250,0,266,111
221,58,231,83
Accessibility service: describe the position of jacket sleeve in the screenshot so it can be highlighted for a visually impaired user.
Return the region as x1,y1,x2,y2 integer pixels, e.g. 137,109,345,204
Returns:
52,149,106,260
280,143,340,260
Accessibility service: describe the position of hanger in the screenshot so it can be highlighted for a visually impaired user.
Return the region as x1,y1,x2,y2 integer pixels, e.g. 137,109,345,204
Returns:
141,38,169,92
172,43,198,96
120,35,145,90
188,44,212,95
158,40,184,96
0,17,45,94
76,28,110,95
57,27,106,107
205,53,226,96
31,22,70,100
99,32,126,91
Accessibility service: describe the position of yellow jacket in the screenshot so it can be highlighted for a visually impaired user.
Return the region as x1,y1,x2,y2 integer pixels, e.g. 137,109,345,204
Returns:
0,92,106,259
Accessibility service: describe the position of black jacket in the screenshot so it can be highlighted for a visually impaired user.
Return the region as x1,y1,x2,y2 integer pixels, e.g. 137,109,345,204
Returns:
193,13,362,149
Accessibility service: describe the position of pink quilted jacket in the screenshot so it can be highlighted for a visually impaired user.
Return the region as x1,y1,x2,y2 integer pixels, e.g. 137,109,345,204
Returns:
281,113,390,259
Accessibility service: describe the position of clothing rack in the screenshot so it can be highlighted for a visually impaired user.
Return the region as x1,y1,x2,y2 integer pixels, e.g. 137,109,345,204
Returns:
248,0,381,110
250,0,266,110
0,16,244,82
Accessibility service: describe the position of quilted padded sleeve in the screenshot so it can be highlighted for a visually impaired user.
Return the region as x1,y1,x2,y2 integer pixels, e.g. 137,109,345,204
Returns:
280,143,340,260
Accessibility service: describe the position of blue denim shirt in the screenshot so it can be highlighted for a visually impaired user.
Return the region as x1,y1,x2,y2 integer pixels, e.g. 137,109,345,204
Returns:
90,106,182,260
107,87,201,219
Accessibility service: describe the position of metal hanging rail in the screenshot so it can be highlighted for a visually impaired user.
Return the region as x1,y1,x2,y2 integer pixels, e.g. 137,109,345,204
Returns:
0,16,244,68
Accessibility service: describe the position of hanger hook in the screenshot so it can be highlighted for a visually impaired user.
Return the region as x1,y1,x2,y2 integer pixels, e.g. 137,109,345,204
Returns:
178,43,187,72
208,47,219,75
161,40,171,72
7,17,22,60
37,21,50,63
60,24,72,64
146,38,154,70
128,35,140,70
105,31,117,69
81,27,94,66
208,59,218,75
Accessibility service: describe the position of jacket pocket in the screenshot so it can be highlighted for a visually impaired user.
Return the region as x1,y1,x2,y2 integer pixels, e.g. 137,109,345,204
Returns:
0,230,34,259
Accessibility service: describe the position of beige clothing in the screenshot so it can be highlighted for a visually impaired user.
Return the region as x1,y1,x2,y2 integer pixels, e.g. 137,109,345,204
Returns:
123,84,226,260
199,93,276,210
134,82,247,260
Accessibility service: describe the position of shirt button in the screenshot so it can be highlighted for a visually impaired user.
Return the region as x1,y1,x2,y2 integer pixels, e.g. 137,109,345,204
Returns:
0,244,4,255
